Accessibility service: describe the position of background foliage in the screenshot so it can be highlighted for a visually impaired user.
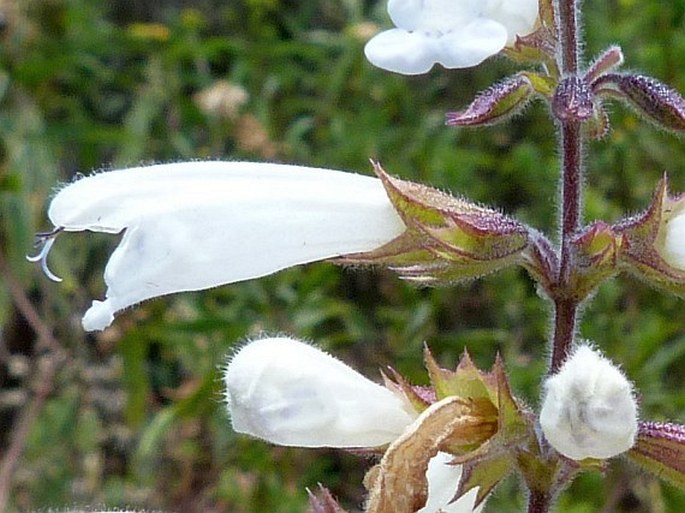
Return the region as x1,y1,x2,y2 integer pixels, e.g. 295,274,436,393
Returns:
0,0,684,512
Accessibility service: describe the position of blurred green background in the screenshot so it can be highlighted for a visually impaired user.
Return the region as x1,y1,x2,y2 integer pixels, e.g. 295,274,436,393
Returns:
0,0,684,511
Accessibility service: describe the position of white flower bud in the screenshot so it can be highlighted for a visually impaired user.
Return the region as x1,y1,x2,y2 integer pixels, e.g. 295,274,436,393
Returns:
539,344,638,460
224,337,416,448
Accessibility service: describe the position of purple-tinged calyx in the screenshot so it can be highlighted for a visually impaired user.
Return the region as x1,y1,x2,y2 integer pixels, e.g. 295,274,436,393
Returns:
446,75,534,127
339,161,532,286
627,421,685,488
593,73,685,132
614,176,685,296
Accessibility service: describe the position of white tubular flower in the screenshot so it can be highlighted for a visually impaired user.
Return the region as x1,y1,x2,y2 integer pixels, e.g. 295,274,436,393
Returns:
364,0,539,75
223,336,416,447
41,161,405,331
419,451,483,513
658,207,685,270
539,344,638,461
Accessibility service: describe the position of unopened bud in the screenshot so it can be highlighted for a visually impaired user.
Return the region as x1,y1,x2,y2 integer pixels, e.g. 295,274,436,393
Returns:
593,73,685,132
569,222,620,299
446,75,534,127
656,200,685,271
585,46,624,82
539,344,638,460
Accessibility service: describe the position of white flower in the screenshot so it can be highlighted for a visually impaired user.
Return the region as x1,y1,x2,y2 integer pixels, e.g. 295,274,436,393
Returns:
38,162,405,331
539,344,638,460
657,206,685,270
224,336,416,447
419,452,484,513
224,336,483,512
364,0,539,75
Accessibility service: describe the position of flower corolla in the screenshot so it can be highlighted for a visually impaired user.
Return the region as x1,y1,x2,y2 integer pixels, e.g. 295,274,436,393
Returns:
539,344,638,460
364,0,539,75
37,162,405,331
419,452,483,513
224,336,416,447
657,204,685,271
224,336,483,512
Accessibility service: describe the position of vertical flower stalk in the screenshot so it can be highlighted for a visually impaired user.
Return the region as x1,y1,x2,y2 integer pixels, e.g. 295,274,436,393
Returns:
551,118,583,373
550,0,584,375
536,2,587,513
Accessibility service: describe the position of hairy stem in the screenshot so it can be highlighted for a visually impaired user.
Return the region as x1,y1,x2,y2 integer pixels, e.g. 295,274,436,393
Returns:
550,0,584,374
528,489,553,513
551,120,583,373
531,1,586,511
558,0,579,74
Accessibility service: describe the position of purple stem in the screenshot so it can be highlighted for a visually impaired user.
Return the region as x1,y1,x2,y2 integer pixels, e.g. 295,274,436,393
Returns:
558,0,579,74
527,489,553,513
531,0,585,510
550,0,583,373
551,121,583,373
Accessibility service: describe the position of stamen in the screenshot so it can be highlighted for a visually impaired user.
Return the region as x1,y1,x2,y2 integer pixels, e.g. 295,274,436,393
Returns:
27,227,64,282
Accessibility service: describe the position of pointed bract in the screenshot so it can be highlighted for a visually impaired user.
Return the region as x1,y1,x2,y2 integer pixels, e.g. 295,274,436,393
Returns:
383,367,435,413
457,453,514,507
615,175,685,296
308,485,349,513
